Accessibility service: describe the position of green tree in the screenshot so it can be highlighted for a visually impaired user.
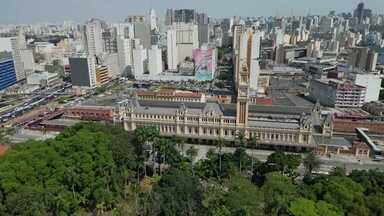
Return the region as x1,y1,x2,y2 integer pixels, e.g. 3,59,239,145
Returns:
262,172,298,215
149,169,206,216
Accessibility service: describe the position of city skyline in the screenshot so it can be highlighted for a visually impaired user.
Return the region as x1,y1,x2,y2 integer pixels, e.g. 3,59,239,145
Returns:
1,0,384,24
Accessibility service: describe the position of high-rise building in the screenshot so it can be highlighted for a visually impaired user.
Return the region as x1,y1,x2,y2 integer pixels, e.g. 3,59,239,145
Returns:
117,37,133,72
148,45,162,75
20,49,35,73
167,28,178,71
113,23,134,39
354,2,365,24
165,9,174,26
174,23,199,62
134,23,151,49
150,9,158,31
125,15,151,49
174,9,196,23
249,31,262,92
349,47,378,71
133,45,146,78
69,56,97,88
0,57,17,90
96,65,109,86
85,19,104,56
10,33,27,81
102,29,118,53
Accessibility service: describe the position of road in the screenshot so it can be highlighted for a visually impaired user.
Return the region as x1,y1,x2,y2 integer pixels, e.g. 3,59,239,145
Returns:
181,144,384,174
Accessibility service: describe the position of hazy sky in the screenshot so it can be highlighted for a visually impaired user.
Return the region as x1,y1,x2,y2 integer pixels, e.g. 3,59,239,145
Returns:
1,0,384,24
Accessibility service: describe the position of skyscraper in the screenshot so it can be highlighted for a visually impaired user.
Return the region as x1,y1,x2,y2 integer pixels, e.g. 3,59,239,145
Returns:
354,2,365,24
10,31,27,81
148,45,162,75
249,31,262,92
167,28,178,71
69,55,97,88
133,45,146,78
0,57,17,90
150,9,158,31
117,37,133,72
85,19,104,56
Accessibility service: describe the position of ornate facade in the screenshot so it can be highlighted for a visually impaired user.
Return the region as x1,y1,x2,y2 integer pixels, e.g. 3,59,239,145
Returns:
115,99,319,149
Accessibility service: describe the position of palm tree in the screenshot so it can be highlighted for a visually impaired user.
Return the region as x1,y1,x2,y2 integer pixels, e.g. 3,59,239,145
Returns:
248,134,259,171
186,146,199,175
154,138,170,174
236,131,246,147
216,138,225,174
303,151,321,176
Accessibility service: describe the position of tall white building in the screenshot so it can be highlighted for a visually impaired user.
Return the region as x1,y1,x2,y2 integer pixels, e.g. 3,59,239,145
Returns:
20,49,35,73
148,45,162,75
117,37,133,72
133,45,146,78
249,31,262,92
352,73,381,102
174,23,199,62
86,20,103,56
167,28,178,71
10,33,27,81
113,23,134,39
150,9,158,31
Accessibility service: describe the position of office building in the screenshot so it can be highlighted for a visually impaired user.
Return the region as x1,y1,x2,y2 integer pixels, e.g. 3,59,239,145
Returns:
249,31,262,92
96,65,109,86
26,71,60,87
350,73,381,103
69,56,97,88
132,45,146,78
20,49,35,72
85,19,104,56
134,23,151,49
102,29,118,53
167,28,178,71
165,9,174,26
174,23,199,63
117,37,133,72
125,15,151,49
150,9,158,31
0,57,17,90
174,9,196,23
113,23,134,39
309,79,366,108
349,47,378,71
148,45,162,75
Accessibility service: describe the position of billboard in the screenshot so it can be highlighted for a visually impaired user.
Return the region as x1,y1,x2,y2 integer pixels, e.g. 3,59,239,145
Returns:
193,47,216,81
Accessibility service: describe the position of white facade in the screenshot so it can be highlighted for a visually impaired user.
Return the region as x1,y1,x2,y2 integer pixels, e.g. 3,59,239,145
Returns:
113,23,134,39
86,21,103,56
150,9,158,31
148,45,162,75
20,49,35,72
117,37,133,72
175,23,199,62
11,37,25,81
87,56,97,88
167,28,178,71
0,37,13,52
104,53,120,78
352,73,381,102
133,45,145,78
250,32,262,92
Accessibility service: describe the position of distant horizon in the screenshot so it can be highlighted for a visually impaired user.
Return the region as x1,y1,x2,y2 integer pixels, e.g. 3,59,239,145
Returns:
1,0,384,25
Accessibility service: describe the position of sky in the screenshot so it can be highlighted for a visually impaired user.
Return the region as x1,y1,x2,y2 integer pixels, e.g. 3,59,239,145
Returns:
1,0,384,24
